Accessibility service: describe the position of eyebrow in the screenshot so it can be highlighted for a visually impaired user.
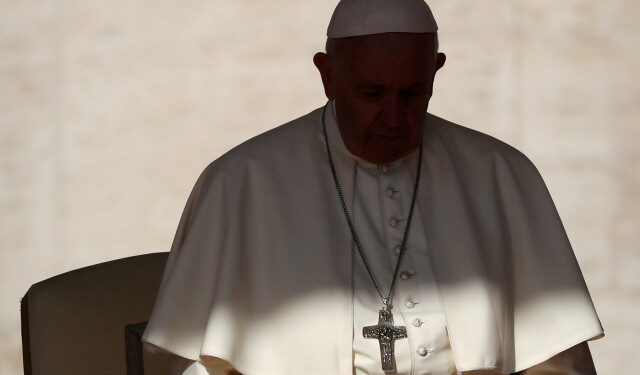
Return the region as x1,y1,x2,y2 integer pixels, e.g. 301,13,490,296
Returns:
357,80,428,90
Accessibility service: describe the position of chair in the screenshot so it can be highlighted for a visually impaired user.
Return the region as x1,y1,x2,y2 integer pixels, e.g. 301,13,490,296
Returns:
21,252,173,375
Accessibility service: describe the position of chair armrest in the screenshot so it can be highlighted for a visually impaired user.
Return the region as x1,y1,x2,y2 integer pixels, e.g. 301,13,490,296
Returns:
125,322,149,375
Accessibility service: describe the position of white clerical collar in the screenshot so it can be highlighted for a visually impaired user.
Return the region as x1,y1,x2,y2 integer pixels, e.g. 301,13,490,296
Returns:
325,99,418,172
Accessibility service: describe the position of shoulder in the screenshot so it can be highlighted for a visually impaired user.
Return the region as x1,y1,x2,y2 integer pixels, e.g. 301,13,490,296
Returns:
199,105,322,181
425,112,540,174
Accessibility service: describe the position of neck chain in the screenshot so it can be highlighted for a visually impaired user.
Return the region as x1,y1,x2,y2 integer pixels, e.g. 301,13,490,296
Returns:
321,100,423,373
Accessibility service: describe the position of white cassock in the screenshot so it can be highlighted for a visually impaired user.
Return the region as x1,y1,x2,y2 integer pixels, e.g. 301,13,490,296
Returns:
326,100,459,375
141,100,604,375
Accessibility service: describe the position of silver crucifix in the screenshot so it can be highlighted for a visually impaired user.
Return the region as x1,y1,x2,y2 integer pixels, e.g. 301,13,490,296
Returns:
362,302,407,373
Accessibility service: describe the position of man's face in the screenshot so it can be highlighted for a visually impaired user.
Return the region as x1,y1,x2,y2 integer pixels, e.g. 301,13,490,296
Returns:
314,32,445,164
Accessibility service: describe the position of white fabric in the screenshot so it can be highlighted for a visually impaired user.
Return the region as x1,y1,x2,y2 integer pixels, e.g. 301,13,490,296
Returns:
141,100,604,375
324,102,458,374
170,354,220,375
327,0,438,38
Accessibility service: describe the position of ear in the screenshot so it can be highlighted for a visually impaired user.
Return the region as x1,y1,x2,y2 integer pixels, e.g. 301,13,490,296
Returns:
435,52,446,72
313,52,336,100
426,52,447,100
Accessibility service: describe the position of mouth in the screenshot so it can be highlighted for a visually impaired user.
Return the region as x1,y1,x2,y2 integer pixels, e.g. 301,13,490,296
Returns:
373,132,407,139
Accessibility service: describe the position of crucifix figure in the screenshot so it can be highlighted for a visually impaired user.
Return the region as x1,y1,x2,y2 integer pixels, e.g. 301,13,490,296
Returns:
362,303,408,373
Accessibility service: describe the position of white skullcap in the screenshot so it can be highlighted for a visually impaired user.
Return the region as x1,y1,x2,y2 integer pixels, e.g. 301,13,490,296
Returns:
327,0,438,38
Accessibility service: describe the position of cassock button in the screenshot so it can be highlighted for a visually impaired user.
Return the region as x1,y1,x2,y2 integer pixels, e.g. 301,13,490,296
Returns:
413,318,424,327
400,270,416,279
382,164,390,174
386,186,396,197
389,216,400,228
417,347,431,357
405,300,416,308
394,245,410,255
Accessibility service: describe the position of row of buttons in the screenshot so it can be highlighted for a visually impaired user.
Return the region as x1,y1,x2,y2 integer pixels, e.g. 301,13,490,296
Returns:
382,165,433,360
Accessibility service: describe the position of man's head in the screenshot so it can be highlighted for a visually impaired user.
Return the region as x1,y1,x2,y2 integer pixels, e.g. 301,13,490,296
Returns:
313,32,446,164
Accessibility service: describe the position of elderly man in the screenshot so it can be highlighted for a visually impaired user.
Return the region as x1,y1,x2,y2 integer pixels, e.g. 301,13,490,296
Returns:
141,1,604,374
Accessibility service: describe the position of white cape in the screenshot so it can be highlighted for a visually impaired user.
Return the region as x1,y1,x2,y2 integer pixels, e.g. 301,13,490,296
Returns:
142,101,604,374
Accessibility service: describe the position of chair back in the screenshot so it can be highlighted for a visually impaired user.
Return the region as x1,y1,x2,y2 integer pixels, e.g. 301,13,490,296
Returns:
21,252,173,375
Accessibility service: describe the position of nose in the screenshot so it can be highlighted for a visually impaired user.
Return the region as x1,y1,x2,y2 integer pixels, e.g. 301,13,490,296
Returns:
381,94,404,129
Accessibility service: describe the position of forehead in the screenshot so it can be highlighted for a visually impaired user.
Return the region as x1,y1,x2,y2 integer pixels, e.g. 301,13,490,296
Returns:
337,33,435,84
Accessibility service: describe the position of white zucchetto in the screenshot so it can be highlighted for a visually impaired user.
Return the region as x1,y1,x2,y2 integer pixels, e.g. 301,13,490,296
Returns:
327,0,438,38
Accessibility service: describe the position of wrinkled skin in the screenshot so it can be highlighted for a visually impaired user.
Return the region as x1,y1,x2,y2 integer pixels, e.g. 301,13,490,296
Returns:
314,32,446,165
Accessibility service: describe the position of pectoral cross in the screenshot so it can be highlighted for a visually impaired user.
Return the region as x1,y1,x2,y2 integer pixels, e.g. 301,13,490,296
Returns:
362,304,407,373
